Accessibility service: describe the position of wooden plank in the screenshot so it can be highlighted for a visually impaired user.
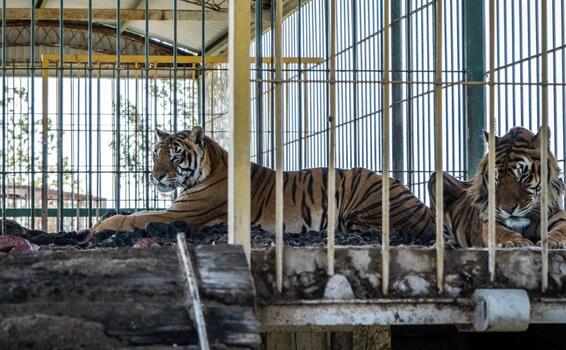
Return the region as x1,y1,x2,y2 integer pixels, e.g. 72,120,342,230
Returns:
353,326,391,350
0,245,261,348
311,332,329,350
193,245,256,307
276,332,296,350
295,332,312,350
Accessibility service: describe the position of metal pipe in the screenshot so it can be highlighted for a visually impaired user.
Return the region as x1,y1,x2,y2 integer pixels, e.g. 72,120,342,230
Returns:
115,0,121,211
227,0,251,261
1,0,5,234
144,0,149,211
57,0,64,231
391,0,404,183
434,0,444,293
487,0,496,283
327,0,337,277
173,0,178,130
540,0,549,292
41,57,48,231
87,0,93,227
200,0,206,128
381,0,391,295
30,0,36,229
274,0,284,294
255,0,264,165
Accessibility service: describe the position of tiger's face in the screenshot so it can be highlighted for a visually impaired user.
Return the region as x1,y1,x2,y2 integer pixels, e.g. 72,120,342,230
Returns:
151,127,210,192
473,127,564,231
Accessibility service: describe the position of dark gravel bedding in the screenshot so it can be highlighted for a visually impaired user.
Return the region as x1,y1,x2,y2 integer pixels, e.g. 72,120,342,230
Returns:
0,210,432,251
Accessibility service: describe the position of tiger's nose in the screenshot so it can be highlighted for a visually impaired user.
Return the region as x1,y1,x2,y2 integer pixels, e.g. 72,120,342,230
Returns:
153,173,166,181
502,204,518,214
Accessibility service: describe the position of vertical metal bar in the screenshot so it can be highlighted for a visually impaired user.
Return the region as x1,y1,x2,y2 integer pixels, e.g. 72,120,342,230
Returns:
540,0,549,292
1,0,5,233
405,0,413,190
255,0,264,165
434,0,444,293
228,0,251,261
41,57,48,231
274,0,284,293
173,0,178,130
391,0,403,183
115,0,121,211
381,0,391,296
200,0,206,128
327,0,337,277
30,0,36,229
352,0,358,167
144,0,150,211
487,0,496,283
297,0,303,170
57,0,64,231
87,0,93,227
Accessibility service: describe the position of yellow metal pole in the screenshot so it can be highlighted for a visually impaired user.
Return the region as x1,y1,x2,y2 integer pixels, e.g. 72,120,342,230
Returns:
228,0,251,261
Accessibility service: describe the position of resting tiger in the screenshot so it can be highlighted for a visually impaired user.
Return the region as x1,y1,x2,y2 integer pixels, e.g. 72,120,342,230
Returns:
90,126,435,241
428,126,566,248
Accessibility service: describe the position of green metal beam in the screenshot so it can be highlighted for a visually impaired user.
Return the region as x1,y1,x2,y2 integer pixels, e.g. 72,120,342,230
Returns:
463,0,486,179
4,208,166,217
391,0,404,182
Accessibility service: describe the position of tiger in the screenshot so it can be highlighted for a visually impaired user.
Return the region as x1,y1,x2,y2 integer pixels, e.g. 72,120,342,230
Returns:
428,126,566,248
90,126,435,242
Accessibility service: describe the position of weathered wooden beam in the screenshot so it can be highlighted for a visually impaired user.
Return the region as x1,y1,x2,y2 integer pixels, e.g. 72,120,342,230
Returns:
0,245,260,349
0,8,269,22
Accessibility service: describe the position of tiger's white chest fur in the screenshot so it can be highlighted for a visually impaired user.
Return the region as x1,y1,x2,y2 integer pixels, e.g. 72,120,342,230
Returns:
504,217,531,231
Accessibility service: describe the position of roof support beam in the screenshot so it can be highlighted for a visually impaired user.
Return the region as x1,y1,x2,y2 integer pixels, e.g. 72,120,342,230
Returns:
0,8,269,22
120,0,144,33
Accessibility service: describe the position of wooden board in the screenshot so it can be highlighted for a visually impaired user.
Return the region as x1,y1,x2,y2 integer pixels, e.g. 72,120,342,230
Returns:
0,244,261,349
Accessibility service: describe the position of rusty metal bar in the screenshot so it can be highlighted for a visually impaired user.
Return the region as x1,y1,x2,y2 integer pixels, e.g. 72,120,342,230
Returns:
327,0,337,277
274,0,284,293
540,0,549,292
381,0,391,296
434,0,444,293
487,0,496,282
227,0,252,261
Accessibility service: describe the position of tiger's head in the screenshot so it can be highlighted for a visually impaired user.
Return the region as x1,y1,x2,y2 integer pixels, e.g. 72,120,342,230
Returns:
151,126,211,192
469,127,565,231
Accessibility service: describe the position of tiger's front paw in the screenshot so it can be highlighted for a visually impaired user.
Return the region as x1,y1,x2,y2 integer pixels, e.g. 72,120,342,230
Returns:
498,236,534,248
90,214,130,234
536,232,566,249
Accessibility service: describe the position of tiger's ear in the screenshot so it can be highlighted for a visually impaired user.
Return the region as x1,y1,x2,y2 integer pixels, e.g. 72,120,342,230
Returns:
533,126,551,148
190,126,205,147
156,128,170,140
483,129,501,145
